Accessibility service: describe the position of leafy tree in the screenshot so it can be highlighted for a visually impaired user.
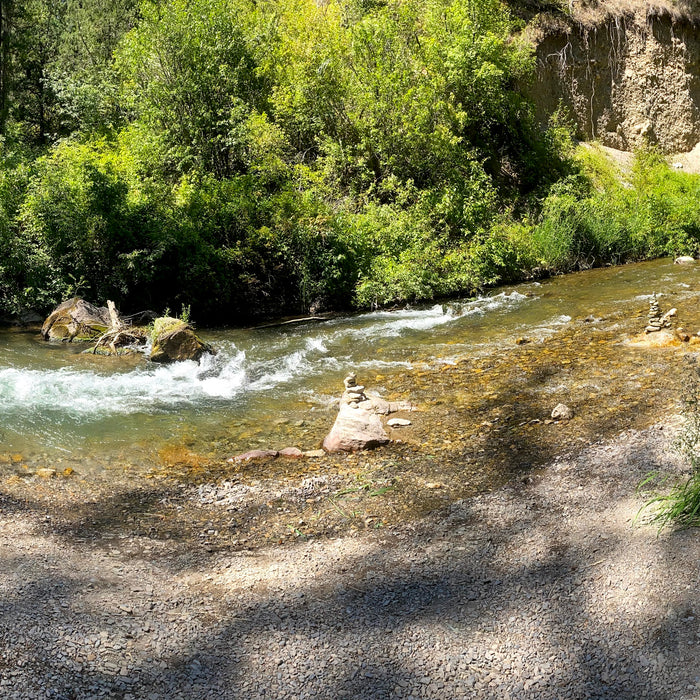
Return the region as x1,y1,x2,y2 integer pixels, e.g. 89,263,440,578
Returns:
48,0,140,133
117,0,269,179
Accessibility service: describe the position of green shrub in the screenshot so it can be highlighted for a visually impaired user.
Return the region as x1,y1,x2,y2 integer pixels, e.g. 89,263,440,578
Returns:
638,360,700,530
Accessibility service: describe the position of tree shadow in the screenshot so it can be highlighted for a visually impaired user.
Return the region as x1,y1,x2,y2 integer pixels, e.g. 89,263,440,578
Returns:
2,446,698,699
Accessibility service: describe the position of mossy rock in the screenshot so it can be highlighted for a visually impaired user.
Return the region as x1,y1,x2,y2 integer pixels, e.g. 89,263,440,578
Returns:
149,317,214,363
41,298,111,342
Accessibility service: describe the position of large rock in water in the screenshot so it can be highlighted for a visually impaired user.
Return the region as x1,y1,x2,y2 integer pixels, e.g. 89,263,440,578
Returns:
323,372,391,452
322,401,390,452
149,317,214,363
41,298,111,342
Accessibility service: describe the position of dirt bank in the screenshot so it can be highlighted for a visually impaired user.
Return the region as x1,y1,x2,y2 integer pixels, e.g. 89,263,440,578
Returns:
530,9,700,153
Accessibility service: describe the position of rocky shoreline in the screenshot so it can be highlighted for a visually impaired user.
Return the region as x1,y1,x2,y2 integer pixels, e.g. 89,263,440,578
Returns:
3,292,700,697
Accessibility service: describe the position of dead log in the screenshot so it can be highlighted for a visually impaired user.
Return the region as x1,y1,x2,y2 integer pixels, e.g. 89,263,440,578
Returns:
88,301,147,355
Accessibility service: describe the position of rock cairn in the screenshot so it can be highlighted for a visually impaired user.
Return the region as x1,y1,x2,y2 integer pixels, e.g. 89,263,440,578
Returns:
343,372,367,408
645,294,676,333
323,372,391,452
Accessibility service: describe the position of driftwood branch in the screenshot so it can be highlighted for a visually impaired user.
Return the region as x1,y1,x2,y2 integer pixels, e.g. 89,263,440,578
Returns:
107,300,123,331
253,315,331,329
89,300,147,354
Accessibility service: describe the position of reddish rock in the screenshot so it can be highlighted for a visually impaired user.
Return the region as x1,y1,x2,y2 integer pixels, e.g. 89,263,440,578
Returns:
279,447,304,458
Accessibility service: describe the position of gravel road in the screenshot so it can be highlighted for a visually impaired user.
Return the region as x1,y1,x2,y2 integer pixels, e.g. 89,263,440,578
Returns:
2,419,700,699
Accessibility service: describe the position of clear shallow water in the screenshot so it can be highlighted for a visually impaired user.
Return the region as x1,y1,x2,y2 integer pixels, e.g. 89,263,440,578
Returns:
1,258,700,471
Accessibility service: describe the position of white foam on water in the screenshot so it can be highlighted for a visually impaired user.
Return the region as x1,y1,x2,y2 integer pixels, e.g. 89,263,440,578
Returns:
306,337,328,353
338,292,531,340
0,346,251,418
0,291,532,428
0,333,348,423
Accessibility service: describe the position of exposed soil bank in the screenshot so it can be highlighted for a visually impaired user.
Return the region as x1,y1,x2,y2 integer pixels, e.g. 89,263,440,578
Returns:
531,10,700,153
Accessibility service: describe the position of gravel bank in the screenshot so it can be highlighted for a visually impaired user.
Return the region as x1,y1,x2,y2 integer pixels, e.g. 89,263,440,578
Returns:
2,419,700,699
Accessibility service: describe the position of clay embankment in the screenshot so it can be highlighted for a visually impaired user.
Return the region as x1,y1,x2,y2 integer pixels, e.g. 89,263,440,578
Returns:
529,6,700,156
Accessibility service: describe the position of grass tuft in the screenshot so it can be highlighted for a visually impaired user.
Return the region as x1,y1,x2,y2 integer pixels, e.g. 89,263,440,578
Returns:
638,359,700,530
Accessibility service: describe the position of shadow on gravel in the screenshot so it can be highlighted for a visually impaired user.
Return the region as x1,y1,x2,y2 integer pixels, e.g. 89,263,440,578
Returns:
0,484,199,546
0,375,694,698
97,527,695,699
4,483,696,699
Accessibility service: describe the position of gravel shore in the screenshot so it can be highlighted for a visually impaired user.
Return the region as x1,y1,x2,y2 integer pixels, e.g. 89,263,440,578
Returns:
2,416,700,699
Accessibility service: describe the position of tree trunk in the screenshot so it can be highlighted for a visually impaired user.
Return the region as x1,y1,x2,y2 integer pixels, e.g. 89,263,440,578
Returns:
0,0,12,134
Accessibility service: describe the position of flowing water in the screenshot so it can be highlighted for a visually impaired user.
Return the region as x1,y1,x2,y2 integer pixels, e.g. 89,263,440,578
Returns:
2,258,700,480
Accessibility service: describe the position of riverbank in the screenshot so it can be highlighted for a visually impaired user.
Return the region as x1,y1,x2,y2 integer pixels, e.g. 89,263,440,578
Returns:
2,414,700,698
3,290,700,696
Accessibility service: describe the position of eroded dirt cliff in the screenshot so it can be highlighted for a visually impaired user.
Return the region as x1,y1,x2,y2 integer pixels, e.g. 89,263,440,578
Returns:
531,8,700,152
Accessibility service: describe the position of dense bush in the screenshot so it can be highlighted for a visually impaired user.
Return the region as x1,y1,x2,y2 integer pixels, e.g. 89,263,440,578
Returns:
0,0,699,323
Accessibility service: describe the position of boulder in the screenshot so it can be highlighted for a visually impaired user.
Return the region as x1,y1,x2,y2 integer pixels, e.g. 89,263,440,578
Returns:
323,401,390,452
322,372,416,452
149,317,214,363
41,298,112,342
674,256,695,264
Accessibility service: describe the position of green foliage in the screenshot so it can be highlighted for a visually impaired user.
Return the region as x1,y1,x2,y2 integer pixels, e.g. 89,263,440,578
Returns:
0,0,699,323
149,315,183,345
49,0,139,133
519,145,700,275
117,0,268,179
0,141,36,313
20,139,142,304
638,360,700,530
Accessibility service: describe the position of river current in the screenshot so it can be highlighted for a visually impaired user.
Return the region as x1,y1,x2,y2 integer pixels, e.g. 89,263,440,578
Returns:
1,258,699,475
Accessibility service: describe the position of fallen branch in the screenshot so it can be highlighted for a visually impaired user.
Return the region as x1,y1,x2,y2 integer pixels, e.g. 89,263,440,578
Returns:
88,300,148,355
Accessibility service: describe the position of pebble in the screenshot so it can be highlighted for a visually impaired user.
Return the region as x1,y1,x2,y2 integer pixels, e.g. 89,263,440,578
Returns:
387,418,412,427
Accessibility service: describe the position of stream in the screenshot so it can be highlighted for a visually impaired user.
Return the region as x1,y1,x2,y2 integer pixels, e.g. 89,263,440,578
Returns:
1,258,700,486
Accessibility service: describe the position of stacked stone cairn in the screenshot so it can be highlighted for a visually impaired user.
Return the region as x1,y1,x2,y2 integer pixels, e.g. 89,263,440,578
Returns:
645,293,676,333
343,372,367,408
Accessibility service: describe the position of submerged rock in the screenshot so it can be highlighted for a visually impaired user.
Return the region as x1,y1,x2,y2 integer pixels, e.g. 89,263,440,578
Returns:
230,449,279,462
149,317,215,363
303,449,326,458
229,447,305,461
675,327,691,343
627,330,680,348
41,298,112,342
